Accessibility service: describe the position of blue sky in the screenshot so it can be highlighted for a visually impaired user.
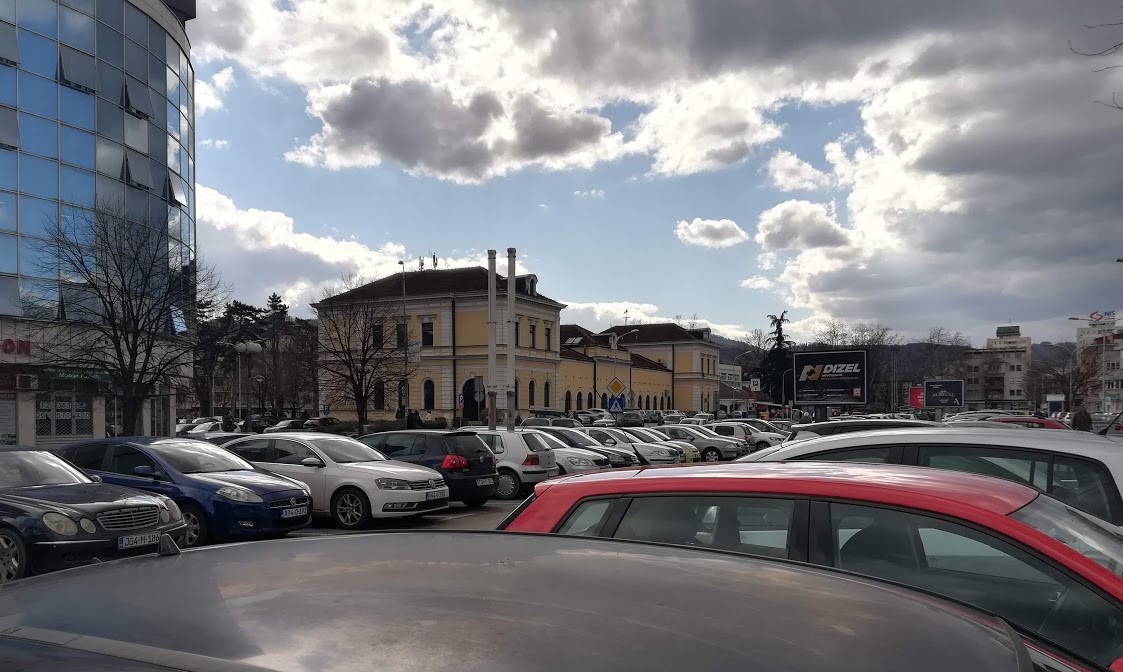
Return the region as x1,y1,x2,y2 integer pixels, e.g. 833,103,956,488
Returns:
185,1,1123,345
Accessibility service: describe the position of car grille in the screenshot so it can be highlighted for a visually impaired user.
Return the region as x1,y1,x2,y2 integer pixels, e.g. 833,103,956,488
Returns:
592,458,609,467
409,478,446,490
97,506,160,531
269,496,311,508
416,497,449,511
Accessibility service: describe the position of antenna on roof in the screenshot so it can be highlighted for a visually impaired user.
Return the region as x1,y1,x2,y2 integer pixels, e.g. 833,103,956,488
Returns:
419,256,425,271
623,309,630,326
432,253,438,269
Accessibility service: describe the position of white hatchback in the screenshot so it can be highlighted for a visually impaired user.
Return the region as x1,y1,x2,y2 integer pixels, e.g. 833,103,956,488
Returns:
472,429,560,499
222,432,449,529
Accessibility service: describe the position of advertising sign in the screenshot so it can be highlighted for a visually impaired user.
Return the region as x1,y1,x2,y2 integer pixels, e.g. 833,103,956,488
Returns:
996,326,1021,338
908,386,924,409
923,380,964,408
793,350,867,405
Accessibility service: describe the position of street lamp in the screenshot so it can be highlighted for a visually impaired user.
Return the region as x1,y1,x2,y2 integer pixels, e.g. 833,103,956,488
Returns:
221,341,263,425
398,260,409,421
615,329,639,407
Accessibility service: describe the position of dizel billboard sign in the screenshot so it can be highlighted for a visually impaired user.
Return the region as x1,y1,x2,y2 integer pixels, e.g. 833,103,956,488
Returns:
793,350,868,405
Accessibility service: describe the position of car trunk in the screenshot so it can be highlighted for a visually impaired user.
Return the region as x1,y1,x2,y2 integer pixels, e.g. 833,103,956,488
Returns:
443,433,498,476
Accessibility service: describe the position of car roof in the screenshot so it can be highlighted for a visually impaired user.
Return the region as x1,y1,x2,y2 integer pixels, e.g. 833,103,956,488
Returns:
0,445,44,452
535,461,1039,515
73,436,214,448
0,532,1023,672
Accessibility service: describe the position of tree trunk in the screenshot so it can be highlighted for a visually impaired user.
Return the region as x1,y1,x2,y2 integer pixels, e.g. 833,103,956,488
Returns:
121,395,144,436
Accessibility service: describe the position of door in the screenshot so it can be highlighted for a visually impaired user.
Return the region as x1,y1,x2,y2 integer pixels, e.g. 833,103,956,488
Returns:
271,438,328,509
101,445,179,499
64,443,111,476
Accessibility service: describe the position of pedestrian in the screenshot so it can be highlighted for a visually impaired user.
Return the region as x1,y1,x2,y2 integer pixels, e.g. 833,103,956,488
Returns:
515,413,522,426
1071,402,1093,432
425,410,433,422
221,414,237,432
407,409,422,429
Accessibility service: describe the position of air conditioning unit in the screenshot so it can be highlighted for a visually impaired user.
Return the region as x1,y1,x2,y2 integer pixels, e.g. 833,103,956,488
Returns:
15,375,38,390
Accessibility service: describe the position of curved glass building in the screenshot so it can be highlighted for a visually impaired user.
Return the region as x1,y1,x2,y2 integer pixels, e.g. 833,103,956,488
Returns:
0,0,196,446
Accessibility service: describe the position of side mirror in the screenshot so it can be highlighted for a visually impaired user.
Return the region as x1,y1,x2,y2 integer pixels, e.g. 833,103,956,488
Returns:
604,438,616,446
133,465,156,478
87,473,102,482
301,457,325,468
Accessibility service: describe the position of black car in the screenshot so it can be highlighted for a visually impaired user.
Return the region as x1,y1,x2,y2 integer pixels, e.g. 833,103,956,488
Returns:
0,447,186,582
358,430,498,506
535,426,640,468
0,531,1073,671
786,418,938,441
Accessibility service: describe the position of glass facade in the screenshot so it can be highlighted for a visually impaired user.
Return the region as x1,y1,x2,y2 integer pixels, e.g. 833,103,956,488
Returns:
0,0,194,319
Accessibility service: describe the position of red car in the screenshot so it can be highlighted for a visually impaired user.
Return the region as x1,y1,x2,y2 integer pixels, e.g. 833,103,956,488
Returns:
987,416,1070,430
501,462,1123,670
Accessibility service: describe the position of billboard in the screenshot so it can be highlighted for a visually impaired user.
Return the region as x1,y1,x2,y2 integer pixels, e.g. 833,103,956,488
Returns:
793,350,867,405
996,326,1021,338
923,380,964,408
908,387,924,409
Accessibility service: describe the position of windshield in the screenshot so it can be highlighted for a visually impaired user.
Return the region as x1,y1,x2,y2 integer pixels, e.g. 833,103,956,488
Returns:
147,441,254,474
645,427,671,439
310,436,388,463
0,451,90,488
691,426,725,438
550,428,600,447
1011,494,1123,577
601,428,633,443
628,428,663,442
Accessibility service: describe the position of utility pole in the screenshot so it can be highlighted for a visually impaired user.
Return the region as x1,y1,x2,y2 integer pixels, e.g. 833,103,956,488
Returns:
487,250,498,430
506,248,517,431
399,260,409,422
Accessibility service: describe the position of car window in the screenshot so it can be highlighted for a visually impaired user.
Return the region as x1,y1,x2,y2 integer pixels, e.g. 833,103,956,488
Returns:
556,499,613,536
713,426,734,437
522,433,553,452
381,434,422,458
830,502,1123,667
796,446,896,464
69,443,107,470
614,496,796,558
478,434,505,454
107,446,157,475
1051,455,1120,524
423,435,447,458
359,434,386,450
228,438,272,463
274,439,314,464
918,445,1049,490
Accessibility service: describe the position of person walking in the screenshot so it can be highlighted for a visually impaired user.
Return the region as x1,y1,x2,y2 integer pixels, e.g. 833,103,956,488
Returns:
1071,402,1093,432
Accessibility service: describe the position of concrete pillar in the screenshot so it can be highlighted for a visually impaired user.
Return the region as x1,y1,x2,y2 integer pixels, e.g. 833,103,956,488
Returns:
141,399,153,436
16,391,35,446
92,396,106,438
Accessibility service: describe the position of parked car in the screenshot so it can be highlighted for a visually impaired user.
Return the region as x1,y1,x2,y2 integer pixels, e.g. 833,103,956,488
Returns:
648,424,746,462
222,432,449,527
501,461,1123,670
591,417,619,426
184,420,223,436
578,427,680,464
533,436,610,475
303,416,342,430
533,426,641,468
617,411,646,427
358,430,498,506
469,429,560,499
620,426,699,462
785,418,939,442
264,418,308,433
0,448,186,583
706,421,785,451
678,417,708,425
196,431,250,446
727,417,792,436
173,421,200,436
0,531,1049,672
740,427,1123,526
55,438,312,548
574,411,597,425
692,412,715,423
521,417,581,428
985,416,1071,430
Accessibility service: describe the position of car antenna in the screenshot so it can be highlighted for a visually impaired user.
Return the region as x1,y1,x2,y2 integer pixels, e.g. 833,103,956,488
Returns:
157,533,181,557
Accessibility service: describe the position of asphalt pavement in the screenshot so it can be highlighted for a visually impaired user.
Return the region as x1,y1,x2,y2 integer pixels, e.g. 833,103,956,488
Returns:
289,499,523,537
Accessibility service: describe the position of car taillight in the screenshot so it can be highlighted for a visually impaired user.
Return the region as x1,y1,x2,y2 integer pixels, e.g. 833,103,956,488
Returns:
522,454,540,466
441,454,468,469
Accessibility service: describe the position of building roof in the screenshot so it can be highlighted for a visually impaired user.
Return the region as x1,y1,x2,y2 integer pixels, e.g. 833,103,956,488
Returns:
630,352,670,372
560,347,594,363
318,267,562,306
163,0,197,21
560,324,610,348
602,323,714,344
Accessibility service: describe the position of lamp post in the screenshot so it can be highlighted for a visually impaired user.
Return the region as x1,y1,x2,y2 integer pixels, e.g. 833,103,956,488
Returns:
619,328,639,407
398,260,409,421
222,341,263,426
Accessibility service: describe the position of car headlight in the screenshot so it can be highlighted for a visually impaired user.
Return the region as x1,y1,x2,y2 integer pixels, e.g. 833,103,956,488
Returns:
159,507,170,523
43,512,78,536
651,449,668,457
165,499,182,521
567,457,593,466
79,518,96,533
375,478,410,490
216,486,264,503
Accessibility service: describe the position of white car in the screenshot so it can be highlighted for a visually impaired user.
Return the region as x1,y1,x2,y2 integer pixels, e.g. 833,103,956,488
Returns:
221,432,449,529
471,429,560,499
706,422,785,451
740,427,1123,527
532,433,610,474
577,427,681,464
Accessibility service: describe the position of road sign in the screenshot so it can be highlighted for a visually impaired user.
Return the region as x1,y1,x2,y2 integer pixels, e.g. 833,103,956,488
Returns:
607,396,626,415
750,378,761,392
253,374,265,384
458,393,464,410
474,390,485,403
606,377,626,397
923,380,964,408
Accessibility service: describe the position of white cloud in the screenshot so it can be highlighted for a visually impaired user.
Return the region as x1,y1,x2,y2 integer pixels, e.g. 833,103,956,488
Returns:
674,218,749,249
574,189,606,199
537,203,549,211
767,150,833,191
740,276,773,290
195,67,235,116
200,139,230,149
755,200,854,251
757,251,778,270
560,300,753,340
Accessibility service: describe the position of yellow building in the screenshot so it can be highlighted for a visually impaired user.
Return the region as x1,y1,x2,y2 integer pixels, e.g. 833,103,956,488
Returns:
559,325,674,411
315,267,565,424
600,324,722,413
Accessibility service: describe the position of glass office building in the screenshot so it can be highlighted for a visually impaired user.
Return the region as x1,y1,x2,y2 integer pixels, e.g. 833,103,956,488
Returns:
0,0,196,446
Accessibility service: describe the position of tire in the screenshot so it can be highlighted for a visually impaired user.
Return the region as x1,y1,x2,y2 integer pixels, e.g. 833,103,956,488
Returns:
701,448,722,463
755,441,770,451
461,498,488,509
179,504,209,548
0,528,28,584
331,487,371,530
495,469,522,500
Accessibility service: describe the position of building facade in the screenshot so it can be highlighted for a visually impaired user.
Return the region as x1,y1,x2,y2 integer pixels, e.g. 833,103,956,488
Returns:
600,324,722,412
963,327,1032,411
0,0,195,445
718,363,742,387
1077,323,1122,413
559,325,673,412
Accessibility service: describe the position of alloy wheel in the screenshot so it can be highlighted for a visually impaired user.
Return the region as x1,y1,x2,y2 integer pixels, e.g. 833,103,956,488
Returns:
0,536,20,583
182,512,201,547
496,472,518,499
337,493,364,526
702,449,722,462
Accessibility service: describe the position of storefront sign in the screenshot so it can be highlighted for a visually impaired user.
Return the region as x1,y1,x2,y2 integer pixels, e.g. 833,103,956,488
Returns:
0,391,15,445
793,350,868,405
44,369,112,383
0,339,30,355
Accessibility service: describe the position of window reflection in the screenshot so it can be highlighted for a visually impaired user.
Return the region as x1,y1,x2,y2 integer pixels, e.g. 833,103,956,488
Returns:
0,23,16,66
96,0,124,31
60,165,94,206
0,276,20,317
21,278,60,320
0,105,19,149
0,151,15,190
96,97,123,142
17,194,56,237
59,87,94,130
0,190,14,231
59,5,96,54
59,45,98,92
0,66,14,108
96,61,123,105
125,185,148,221
17,0,58,39
18,153,59,199
60,125,94,168
94,173,122,205
0,233,16,274
19,234,58,278
124,112,147,152
18,28,57,78
61,0,96,18
125,150,151,189
0,1,13,24
123,1,147,45
19,112,56,158
19,71,57,119
124,38,146,82
97,21,123,66
95,137,122,178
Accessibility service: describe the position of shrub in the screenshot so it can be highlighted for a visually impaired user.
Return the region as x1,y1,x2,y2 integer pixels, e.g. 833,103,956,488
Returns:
422,417,448,430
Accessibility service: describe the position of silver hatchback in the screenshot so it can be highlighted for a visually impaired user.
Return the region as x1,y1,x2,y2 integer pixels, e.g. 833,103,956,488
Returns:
473,429,560,499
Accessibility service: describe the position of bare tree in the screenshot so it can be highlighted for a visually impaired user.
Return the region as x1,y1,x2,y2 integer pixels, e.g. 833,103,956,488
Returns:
1029,342,1102,407
312,275,411,426
922,327,972,378
30,201,223,435
1070,17,1123,110
813,319,851,347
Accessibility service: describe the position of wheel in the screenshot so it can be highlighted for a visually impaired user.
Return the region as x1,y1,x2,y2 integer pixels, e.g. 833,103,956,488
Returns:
755,441,770,451
701,448,722,463
0,528,28,584
331,487,371,529
461,498,488,509
179,504,209,548
495,469,522,500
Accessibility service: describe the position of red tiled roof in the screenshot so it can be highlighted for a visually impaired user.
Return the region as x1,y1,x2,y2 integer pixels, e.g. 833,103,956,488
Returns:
560,347,594,362
602,323,712,344
630,352,670,372
318,267,562,306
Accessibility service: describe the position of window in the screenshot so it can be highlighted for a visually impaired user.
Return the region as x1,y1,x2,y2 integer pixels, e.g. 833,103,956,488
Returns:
529,380,536,408
0,192,13,231
713,425,734,437
556,499,613,536
18,28,56,78
96,137,123,177
107,446,157,476
18,112,55,158
125,76,152,118
60,126,94,168
421,321,434,347
918,444,1050,491
125,149,151,188
587,392,593,409
124,38,146,81
423,380,435,410
69,443,107,470
514,319,520,346
545,326,552,351
797,446,896,464
614,496,796,557
1,66,14,109
478,434,504,454
829,502,1123,667
373,380,386,410
19,72,57,119
274,439,314,464
396,321,406,347
0,105,16,150
1051,455,1120,523
228,438,271,463
59,45,97,91
601,392,608,408
543,381,551,408
0,23,17,66
97,22,123,66
380,434,422,458
575,392,583,410
564,390,572,412
123,2,147,45
529,323,537,349
124,112,147,152
19,153,58,199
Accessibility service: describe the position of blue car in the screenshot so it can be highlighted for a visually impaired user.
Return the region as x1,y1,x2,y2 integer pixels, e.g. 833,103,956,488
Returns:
55,438,312,548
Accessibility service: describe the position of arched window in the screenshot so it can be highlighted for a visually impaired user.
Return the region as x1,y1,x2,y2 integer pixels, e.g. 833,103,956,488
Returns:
601,392,608,408
398,380,408,409
423,380,435,410
587,392,594,409
373,381,385,410
576,392,583,410
514,379,520,413
645,395,651,410
565,390,572,412
529,380,537,408
544,381,551,408
660,396,665,410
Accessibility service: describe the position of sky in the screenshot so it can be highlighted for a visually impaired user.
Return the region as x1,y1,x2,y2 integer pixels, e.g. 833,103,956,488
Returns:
184,0,1123,345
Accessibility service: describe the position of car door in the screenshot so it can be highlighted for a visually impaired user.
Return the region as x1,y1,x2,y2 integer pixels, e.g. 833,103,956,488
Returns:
271,438,328,508
101,445,179,499
62,443,111,476
811,501,1123,670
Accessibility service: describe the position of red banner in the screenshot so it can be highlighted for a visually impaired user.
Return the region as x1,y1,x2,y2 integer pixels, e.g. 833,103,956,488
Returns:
908,386,924,409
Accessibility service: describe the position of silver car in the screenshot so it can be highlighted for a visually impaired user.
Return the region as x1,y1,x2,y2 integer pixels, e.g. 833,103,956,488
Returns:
222,432,449,529
472,429,560,499
654,425,746,462
705,422,785,451
578,427,680,464
533,432,610,474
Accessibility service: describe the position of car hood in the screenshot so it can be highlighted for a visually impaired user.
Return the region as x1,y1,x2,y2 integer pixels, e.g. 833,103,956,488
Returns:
0,483,164,517
756,433,785,442
191,470,305,495
552,447,604,461
337,460,442,480
630,442,677,455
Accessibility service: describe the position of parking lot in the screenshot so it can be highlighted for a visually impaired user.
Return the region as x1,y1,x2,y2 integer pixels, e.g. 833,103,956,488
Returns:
289,500,522,537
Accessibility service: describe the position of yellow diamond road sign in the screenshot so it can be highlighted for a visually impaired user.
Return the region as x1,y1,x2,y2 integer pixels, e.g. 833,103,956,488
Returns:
606,377,626,396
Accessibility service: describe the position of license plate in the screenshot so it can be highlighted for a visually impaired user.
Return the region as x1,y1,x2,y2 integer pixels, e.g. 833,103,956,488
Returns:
426,488,448,501
281,506,308,519
475,478,494,486
117,532,160,550
547,468,559,476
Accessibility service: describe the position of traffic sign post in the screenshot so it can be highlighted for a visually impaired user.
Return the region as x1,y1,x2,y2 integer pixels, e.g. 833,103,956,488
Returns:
607,395,626,417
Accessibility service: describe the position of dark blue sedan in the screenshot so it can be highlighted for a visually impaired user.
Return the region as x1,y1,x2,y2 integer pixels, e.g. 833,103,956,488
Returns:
55,438,312,548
